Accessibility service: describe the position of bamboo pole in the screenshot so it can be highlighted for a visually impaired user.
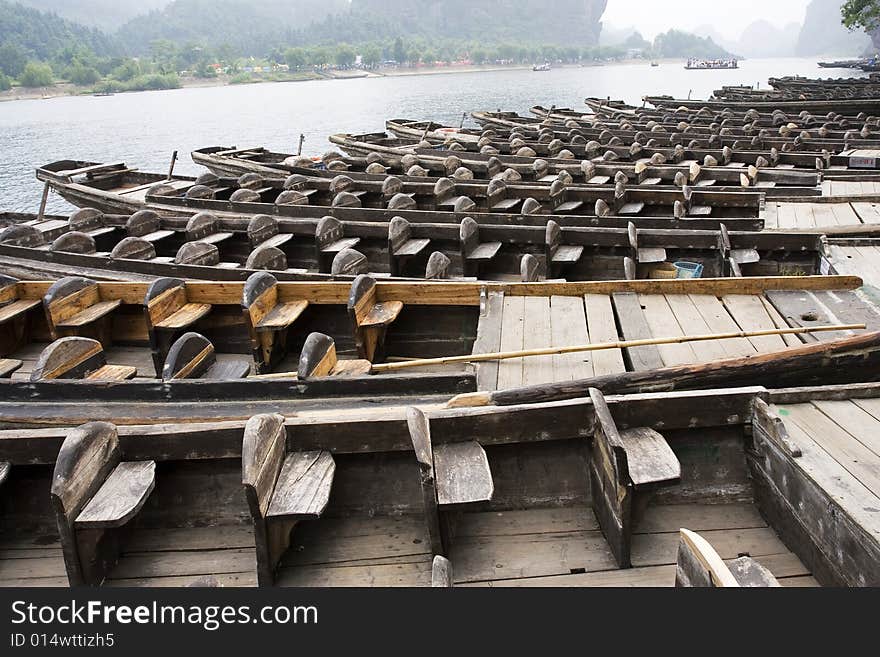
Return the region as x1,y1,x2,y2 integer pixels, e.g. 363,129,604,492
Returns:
250,323,866,380
369,323,866,373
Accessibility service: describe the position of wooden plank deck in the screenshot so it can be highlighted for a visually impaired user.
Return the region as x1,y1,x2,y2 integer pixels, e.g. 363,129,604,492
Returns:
765,201,875,230
827,243,880,289
472,286,879,389
455,503,814,587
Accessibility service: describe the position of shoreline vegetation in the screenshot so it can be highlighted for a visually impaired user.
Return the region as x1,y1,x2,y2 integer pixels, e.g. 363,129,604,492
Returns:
0,59,661,103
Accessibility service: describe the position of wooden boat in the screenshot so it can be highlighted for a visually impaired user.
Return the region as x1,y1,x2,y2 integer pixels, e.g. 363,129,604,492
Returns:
685,59,739,70
2,380,879,587
0,273,875,408
36,160,771,230
0,208,825,284
332,130,832,182
818,59,868,69
533,63,551,72
642,94,880,115
192,146,818,194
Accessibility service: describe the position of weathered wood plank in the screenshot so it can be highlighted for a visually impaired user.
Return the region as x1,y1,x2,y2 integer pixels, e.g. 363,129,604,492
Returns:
550,296,593,380
584,294,625,375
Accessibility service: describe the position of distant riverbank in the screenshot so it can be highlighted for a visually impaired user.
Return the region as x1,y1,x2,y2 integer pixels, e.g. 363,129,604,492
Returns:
0,60,663,104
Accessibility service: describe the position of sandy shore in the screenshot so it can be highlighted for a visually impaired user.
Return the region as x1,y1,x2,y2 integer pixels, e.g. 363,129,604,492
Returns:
0,59,663,103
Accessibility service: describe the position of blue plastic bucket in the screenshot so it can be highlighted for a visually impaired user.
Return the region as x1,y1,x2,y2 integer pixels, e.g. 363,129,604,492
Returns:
673,262,704,279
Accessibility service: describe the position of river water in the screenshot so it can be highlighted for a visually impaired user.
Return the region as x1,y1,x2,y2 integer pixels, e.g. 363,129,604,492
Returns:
0,57,863,213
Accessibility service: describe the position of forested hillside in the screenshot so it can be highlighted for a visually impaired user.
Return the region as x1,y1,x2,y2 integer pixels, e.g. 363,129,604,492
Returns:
13,0,171,31
116,0,349,54
0,1,119,61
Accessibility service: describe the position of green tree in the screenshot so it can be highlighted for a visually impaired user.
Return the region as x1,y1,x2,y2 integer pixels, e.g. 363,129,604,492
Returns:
0,42,27,78
842,0,880,30
66,62,101,86
334,44,355,67
471,48,487,64
360,44,382,68
393,37,406,63
112,59,141,82
0,72,10,91
19,61,54,87
285,47,307,70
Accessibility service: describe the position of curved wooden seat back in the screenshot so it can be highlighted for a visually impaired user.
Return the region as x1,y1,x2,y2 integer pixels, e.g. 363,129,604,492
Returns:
184,184,215,200
407,407,494,557
242,413,337,586
297,332,371,379
0,224,45,247
331,248,368,276
50,231,97,255
185,212,220,241
425,252,451,280
242,413,288,585
111,237,156,261
42,276,119,345
246,244,287,271
520,254,542,282
175,241,219,266
243,272,308,374
247,214,279,248
50,422,121,585
145,278,212,376
275,190,309,206
230,188,260,203
125,210,162,238
30,337,105,381
68,207,104,233
347,275,404,362
162,332,216,380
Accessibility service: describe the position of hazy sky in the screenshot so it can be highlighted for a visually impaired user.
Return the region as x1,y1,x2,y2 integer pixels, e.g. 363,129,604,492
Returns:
603,0,812,40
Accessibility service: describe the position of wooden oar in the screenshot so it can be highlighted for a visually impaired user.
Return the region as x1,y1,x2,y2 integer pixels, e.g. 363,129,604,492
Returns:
370,323,865,373
250,324,865,379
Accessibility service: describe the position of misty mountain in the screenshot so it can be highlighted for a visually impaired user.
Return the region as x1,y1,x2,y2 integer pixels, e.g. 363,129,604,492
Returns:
347,0,607,46
737,20,801,58
796,0,871,55
13,0,172,31
0,0,119,60
116,0,349,54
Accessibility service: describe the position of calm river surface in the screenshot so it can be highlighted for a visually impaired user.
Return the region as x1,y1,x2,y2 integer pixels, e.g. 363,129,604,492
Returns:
0,57,863,213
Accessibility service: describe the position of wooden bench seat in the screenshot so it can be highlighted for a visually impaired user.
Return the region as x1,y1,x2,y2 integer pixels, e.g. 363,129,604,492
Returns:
0,299,41,324
675,528,780,587
43,277,122,346
407,407,494,557
75,461,156,529
348,275,403,362
0,358,22,378
0,461,9,487
460,217,502,277
56,300,122,328
545,220,583,277
388,217,431,277
145,278,214,376
589,388,681,568
243,272,309,374
68,207,118,243
316,216,361,273
186,212,232,245
30,337,137,381
51,422,156,585
491,198,523,212
553,200,584,213
162,332,251,381
267,451,336,519
298,333,373,379
242,413,337,585
126,210,175,244
618,202,645,215
154,303,212,330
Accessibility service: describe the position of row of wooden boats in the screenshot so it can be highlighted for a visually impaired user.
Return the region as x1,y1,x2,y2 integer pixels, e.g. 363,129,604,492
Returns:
2,76,880,588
